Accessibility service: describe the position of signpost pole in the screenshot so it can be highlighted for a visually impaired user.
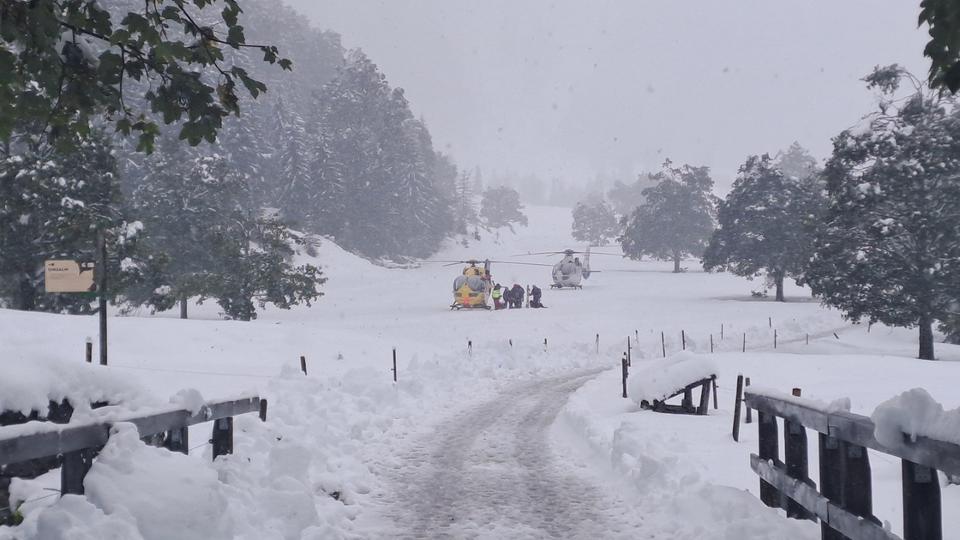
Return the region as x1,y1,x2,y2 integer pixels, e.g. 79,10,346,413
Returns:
97,231,108,366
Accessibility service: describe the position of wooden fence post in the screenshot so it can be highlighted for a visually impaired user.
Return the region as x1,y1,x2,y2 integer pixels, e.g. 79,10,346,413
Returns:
742,333,746,353
721,323,724,340
626,337,632,367
164,426,189,455
819,429,846,540
712,377,718,409
61,449,94,495
392,348,397,383
783,388,814,520
697,379,711,415
710,334,714,353
211,417,233,460
300,355,307,375
661,331,666,358
842,441,875,526
774,329,778,349
903,459,942,540
769,317,772,328
745,377,753,424
259,399,268,422
682,388,693,412
85,339,92,364
681,330,686,351
596,333,600,354
621,354,628,399
758,410,781,508
732,375,744,442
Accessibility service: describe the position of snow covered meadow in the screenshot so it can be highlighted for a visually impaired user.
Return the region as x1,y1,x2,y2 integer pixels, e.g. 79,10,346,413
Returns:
2,206,959,539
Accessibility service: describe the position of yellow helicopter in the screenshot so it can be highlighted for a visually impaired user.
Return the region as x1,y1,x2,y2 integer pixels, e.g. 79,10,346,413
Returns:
450,259,493,310
429,259,552,310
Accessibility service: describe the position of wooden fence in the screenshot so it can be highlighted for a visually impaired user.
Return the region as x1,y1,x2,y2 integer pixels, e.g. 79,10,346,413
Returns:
744,390,959,540
0,395,264,514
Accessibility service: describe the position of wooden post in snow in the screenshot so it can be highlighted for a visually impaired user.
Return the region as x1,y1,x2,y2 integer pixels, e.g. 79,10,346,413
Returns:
732,374,744,442
392,348,397,382
621,353,628,399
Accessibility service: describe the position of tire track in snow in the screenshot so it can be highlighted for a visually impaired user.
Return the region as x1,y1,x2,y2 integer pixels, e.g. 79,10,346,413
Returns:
380,368,646,539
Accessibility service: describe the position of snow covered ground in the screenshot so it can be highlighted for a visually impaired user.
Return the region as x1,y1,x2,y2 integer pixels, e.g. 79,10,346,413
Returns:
2,205,959,539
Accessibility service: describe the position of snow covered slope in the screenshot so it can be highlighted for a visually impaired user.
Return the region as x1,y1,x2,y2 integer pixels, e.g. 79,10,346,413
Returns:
1,205,958,539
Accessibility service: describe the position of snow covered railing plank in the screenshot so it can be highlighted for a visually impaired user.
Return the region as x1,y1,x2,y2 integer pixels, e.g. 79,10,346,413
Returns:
744,389,952,540
0,394,263,516
0,396,262,467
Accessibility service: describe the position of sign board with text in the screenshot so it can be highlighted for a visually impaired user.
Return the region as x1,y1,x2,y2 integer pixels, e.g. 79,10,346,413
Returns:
44,260,96,293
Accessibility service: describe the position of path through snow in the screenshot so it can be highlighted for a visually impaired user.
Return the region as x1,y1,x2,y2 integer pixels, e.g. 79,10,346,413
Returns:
371,368,650,539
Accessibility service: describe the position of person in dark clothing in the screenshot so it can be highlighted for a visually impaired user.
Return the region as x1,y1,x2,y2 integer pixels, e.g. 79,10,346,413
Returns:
510,284,524,308
530,285,545,308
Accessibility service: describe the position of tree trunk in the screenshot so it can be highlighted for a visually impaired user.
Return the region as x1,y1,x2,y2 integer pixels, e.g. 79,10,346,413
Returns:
775,273,785,302
673,253,681,273
918,315,935,360
180,296,188,320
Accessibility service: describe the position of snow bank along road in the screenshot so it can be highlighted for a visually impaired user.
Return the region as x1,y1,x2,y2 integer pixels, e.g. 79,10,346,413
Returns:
372,368,646,540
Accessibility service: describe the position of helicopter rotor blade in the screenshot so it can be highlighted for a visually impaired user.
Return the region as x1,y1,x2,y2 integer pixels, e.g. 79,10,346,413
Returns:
487,260,555,267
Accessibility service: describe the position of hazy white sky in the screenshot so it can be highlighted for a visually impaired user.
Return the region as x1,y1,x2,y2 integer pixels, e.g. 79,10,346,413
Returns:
284,0,929,187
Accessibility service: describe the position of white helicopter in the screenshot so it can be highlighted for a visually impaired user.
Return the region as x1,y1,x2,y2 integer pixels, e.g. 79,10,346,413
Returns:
516,248,621,289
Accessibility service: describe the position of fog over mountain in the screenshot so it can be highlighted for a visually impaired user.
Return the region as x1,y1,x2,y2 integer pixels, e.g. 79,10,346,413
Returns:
286,1,929,190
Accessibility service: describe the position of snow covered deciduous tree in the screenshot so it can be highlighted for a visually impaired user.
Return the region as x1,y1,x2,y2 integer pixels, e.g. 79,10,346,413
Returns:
607,176,652,216
480,186,528,229
571,201,619,246
805,66,960,360
703,154,824,301
620,161,715,273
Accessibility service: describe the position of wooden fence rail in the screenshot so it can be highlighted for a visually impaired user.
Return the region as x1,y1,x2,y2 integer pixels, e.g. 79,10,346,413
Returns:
744,390,957,540
0,396,262,502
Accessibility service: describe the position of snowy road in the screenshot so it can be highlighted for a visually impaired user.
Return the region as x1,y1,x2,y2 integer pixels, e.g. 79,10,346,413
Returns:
375,368,646,539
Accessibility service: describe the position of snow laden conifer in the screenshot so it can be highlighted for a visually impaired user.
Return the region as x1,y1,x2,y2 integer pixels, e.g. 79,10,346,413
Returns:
703,154,824,301
0,131,152,312
620,161,715,273
571,200,619,246
315,50,456,258
480,186,528,230
268,99,314,227
805,66,960,360
450,164,477,234
131,142,323,320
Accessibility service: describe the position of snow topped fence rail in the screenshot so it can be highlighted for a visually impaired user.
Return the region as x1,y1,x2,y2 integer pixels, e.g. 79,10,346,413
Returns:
0,395,264,524
744,389,960,540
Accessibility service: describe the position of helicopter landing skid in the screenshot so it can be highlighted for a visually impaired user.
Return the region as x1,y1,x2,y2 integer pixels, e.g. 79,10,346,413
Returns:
451,304,492,310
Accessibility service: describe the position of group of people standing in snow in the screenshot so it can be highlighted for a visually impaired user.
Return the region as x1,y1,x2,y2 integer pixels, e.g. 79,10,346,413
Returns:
492,283,545,310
